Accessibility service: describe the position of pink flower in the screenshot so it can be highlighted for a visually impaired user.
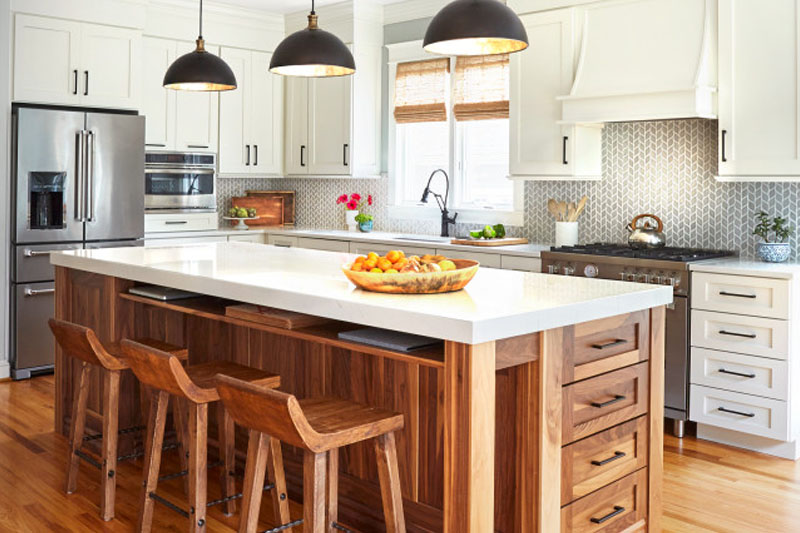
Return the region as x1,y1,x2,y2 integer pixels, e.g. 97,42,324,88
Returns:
336,194,348,204
346,199,358,210
368,195,373,206
350,193,361,201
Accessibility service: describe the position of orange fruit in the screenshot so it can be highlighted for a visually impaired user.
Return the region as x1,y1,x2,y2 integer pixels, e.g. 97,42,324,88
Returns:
367,252,379,261
377,258,393,271
370,268,383,274
393,258,408,270
384,268,398,274
386,250,402,263
351,262,363,272
364,258,378,269
354,256,366,264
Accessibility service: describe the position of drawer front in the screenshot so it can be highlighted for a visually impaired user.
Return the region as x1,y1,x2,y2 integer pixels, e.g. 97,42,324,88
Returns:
145,236,227,247
692,272,789,319
14,242,82,283
144,213,218,233
691,348,788,400
562,417,648,505
436,248,501,268
564,311,650,384
267,235,298,248
228,233,265,244
296,237,350,252
561,469,648,533
691,310,788,359
690,384,788,441
563,363,649,444
348,242,435,257
500,254,541,272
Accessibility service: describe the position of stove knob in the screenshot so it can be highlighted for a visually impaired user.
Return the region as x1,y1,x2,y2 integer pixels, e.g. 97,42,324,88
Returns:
563,265,575,276
626,273,637,282
547,264,560,275
620,271,628,281
639,273,652,283
664,277,675,287
584,264,599,278
652,274,664,284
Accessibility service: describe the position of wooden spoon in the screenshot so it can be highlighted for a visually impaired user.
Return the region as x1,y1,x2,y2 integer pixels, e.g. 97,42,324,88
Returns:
547,199,560,221
572,195,588,221
567,202,576,222
558,201,568,222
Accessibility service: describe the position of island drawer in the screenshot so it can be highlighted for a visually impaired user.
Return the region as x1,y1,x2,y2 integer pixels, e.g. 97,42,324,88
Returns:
690,348,788,400
563,311,650,384
691,310,788,360
561,417,648,505
689,384,788,441
691,272,789,319
561,468,648,533
563,362,649,444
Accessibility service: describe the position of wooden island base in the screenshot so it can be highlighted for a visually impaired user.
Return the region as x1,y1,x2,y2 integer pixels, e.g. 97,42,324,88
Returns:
54,266,664,533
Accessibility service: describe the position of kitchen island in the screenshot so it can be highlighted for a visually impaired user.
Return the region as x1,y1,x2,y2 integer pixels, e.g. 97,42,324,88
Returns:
51,243,672,532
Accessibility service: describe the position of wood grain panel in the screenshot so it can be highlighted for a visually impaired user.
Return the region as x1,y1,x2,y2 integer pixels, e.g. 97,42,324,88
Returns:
560,468,648,533
648,307,665,533
495,332,540,370
539,328,565,533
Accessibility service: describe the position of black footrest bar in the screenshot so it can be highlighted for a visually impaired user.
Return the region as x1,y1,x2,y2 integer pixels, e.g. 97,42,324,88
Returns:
74,449,102,469
332,523,354,533
207,492,243,507
83,425,146,442
158,460,224,482
118,442,180,463
149,492,189,518
261,519,304,533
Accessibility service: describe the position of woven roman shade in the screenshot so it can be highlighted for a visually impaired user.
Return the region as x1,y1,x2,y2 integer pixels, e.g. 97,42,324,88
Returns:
393,58,450,123
453,54,510,121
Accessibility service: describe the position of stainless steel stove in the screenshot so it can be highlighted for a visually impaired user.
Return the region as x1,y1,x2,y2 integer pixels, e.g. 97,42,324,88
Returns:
541,243,736,437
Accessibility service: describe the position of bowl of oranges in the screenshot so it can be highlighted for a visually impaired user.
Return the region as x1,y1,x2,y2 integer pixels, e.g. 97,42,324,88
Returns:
342,250,479,294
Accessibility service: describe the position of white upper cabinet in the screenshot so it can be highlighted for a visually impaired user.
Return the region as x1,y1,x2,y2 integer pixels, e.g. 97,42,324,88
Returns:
509,9,601,180
717,0,800,180
142,37,175,149
219,48,283,175
308,75,353,175
174,41,219,153
284,76,310,175
14,14,141,110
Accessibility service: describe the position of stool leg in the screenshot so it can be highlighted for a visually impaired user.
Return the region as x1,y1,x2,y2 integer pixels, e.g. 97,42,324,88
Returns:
239,430,269,533
267,437,291,528
374,433,406,533
217,404,237,516
173,397,190,496
66,361,90,495
100,369,121,521
326,449,338,532
188,402,208,533
137,390,170,533
303,451,327,533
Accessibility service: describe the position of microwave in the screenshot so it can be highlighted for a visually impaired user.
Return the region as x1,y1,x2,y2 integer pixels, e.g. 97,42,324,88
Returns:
145,152,217,212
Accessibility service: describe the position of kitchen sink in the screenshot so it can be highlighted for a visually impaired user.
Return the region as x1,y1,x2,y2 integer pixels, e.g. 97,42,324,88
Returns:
392,235,450,243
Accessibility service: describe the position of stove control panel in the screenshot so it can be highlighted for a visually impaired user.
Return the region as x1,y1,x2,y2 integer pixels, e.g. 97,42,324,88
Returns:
541,258,687,295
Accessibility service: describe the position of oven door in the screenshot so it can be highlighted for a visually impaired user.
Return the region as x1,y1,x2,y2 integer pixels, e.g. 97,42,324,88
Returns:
145,168,216,210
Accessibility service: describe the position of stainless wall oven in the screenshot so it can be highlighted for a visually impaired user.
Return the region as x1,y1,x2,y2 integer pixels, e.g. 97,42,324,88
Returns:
145,152,217,212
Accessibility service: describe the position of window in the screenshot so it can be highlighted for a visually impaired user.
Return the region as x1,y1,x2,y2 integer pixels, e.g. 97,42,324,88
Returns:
390,46,518,219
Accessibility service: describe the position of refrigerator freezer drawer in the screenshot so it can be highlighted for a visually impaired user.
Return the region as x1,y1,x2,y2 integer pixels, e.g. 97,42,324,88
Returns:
13,242,82,283
13,281,55,377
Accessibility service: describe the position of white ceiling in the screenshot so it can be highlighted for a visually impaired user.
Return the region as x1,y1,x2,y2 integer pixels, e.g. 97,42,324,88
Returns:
214,0,406,14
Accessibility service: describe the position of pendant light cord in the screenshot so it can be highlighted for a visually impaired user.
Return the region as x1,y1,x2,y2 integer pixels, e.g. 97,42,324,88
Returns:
311,0,315,15
198,0,203,40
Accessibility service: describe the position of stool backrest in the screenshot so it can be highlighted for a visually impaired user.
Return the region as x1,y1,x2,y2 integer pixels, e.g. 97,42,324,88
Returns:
121,339,215,403
48,318,127,371
216,374,324,452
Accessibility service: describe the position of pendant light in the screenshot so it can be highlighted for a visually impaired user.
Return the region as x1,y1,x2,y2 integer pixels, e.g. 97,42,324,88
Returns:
163,0,237,91
269,0,355,77
424,0,529,56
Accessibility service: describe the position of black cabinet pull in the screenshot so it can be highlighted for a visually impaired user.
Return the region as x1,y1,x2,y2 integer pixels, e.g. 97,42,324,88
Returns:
562,136,569,165
719,290,756,299
718,406,755,418
187,145,209,149
300,145,306,167
146,143,166,148
164,221,188,225
591,451,626,467
591,395,626,409
254,145,258,166
719,330,757,339
721,129,728,162
591,339,628,350
343,143,349,166
73,70,78,95
245,145,250,166
590,506,625,524
84,70,89,96
718,368,757,379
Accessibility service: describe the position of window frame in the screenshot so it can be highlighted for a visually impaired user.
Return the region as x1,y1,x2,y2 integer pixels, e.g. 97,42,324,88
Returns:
386,40,523,226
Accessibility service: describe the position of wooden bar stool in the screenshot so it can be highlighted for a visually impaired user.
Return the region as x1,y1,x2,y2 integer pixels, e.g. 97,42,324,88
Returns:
48,318,189,522
216,374,407,533
121,339,290,533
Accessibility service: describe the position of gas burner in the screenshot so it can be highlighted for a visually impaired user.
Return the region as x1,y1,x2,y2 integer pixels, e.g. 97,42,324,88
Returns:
549,243,734,262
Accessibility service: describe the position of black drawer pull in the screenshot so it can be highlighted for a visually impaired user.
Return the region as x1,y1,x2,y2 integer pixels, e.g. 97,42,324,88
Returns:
591,395,626,409
719,330,757,339
591,451,626,466
721,129,728,162
719,290,757,299
590,506,625,524
562,136,568,165
718,406,755,418
718,368,756,379
591,339,628,350
73,69,78,95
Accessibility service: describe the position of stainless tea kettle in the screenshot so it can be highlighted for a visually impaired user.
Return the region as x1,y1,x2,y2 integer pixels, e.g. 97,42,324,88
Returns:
626,214,666,249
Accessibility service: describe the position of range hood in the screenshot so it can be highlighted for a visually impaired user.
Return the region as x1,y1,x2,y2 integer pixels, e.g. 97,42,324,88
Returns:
559,0,717,124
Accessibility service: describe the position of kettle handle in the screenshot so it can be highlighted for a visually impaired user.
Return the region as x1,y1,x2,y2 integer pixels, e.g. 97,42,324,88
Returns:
630,214,664,232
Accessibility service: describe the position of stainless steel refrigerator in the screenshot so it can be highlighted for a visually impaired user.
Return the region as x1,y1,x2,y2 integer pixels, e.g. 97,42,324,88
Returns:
10,105,145,379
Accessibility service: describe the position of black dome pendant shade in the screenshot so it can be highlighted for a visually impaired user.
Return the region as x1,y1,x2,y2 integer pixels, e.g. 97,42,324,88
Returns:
269,0,355,77
163,0,237,91
424,0,529,56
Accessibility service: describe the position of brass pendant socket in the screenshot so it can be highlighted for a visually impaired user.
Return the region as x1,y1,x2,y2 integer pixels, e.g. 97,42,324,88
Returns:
307,13,319,30
195,38,206,52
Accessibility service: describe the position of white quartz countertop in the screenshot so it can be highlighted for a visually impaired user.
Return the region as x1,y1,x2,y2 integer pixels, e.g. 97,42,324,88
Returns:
690,257,800,279
51,243,672,344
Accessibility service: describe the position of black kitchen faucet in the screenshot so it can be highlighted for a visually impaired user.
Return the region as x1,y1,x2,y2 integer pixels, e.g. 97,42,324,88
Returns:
420,168,458,237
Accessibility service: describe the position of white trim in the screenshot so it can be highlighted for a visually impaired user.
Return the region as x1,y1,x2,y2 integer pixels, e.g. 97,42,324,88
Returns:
715,175,800,182
383,0,449,25
386,39,428,63
0,361,8,380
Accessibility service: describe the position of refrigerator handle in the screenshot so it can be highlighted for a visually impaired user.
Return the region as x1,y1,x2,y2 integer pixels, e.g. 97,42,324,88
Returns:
75,131,85,222
86,131,96,222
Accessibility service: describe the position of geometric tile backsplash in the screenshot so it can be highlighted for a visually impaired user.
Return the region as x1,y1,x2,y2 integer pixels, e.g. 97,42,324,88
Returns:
218,118,800,260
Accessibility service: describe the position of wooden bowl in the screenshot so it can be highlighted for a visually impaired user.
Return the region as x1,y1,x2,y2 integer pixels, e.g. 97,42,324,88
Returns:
342,259,479,294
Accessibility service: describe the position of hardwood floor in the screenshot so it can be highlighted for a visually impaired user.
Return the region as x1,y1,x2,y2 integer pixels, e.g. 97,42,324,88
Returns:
1,376,799,532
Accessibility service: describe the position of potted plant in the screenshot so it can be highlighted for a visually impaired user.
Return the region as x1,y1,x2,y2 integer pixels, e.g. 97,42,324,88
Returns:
753,210,794,263
337,193,373,232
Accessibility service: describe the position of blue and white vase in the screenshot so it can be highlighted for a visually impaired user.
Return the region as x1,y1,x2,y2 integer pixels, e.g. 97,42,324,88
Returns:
756,242,791,263
358,219,374,232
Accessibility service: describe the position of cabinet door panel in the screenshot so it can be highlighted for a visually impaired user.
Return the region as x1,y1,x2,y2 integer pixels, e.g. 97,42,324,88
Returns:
80,23,141,109
250,51,283,175
285,77,309,174
218,47,251,174
14,15,81,106
309,75,352,175
142,37,175,149
174,41,219,152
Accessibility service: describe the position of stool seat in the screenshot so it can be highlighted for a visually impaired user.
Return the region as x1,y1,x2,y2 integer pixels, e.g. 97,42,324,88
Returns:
186,361,280,402
300,397,404,450
107,338,189,363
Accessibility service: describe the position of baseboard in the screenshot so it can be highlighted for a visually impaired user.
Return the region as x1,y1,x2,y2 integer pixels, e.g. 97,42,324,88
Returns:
697,424,800,460
0,360,9,380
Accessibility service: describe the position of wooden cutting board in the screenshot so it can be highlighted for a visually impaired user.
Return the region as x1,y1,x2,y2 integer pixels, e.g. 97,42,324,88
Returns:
450,237,529,247
246,190,296,225
230,196,283,227
225,304,330,329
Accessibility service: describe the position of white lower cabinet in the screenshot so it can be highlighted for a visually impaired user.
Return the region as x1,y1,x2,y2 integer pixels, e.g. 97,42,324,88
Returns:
500,255,542,272
267,235,299,248
690,348,788,400
145,236,227,247
296,238,350,253
437,249,502,268
691,310,789,360
144,213,218,233
690,384,788,441
228,233,265,244
349,242,435,257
